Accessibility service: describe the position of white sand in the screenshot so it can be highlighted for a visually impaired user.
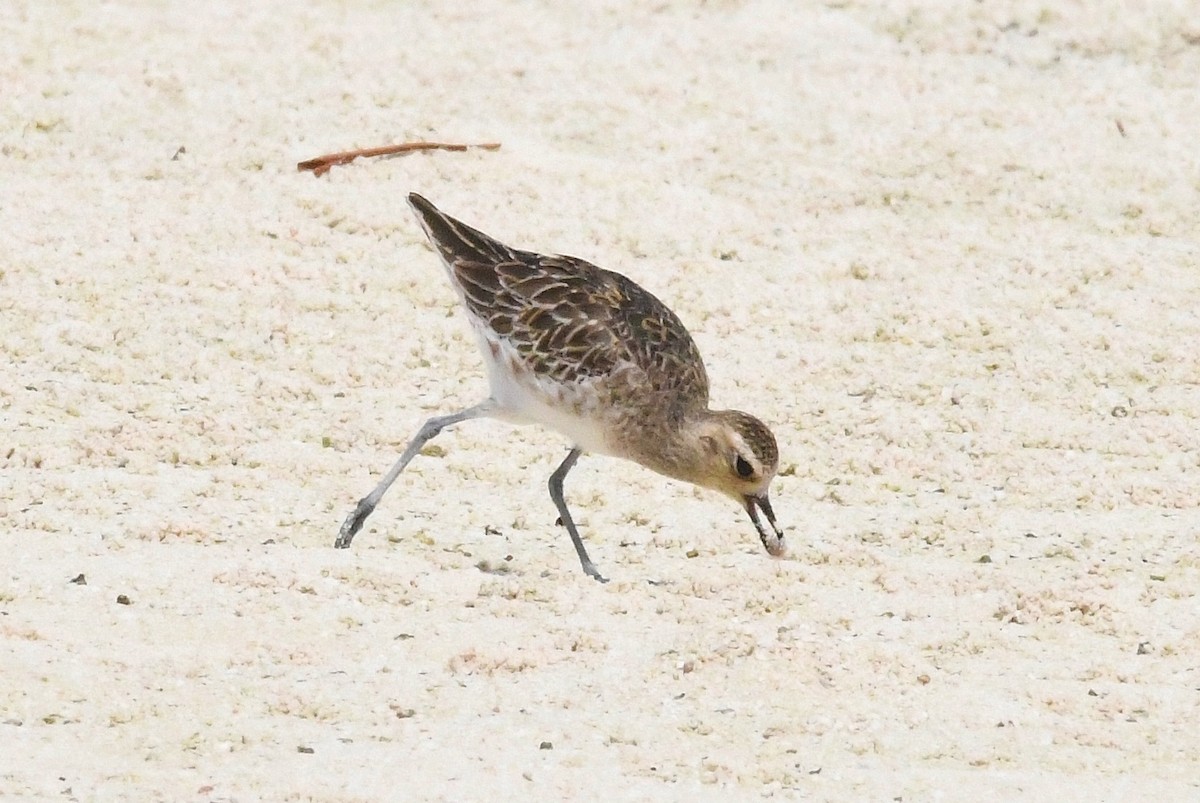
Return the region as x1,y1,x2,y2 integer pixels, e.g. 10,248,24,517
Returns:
3,1,1199,799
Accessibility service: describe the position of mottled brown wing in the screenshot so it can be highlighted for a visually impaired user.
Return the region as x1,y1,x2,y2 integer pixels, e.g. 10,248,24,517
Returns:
407,192,709,406
453,254,709,405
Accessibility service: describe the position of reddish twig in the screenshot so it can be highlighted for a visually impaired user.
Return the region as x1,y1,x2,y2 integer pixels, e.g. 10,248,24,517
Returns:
297,141,501,177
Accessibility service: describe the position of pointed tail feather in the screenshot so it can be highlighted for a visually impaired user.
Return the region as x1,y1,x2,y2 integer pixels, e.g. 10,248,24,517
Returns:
407,193,516,264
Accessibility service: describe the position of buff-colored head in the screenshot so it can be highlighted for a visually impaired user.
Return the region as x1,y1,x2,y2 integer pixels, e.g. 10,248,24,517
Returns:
679,410,785,556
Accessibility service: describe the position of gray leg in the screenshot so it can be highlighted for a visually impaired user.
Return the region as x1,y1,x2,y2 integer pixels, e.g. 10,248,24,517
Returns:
548,447,607,583
334,401,494,549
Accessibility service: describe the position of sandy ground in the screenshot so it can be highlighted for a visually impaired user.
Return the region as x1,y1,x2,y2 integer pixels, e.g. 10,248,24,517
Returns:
4,1,1200,800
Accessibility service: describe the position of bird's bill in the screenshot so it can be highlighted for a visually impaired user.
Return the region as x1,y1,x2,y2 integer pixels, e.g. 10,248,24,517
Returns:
744,493,786,556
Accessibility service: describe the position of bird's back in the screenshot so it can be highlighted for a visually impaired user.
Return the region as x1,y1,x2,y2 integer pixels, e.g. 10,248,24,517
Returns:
408,193,710,418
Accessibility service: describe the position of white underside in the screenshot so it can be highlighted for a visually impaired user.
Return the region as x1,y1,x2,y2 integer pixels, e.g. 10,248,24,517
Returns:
474,328,620,457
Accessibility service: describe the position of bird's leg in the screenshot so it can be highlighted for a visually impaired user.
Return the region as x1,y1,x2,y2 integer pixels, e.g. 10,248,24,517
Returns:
548,447,607,582
334,401,494,549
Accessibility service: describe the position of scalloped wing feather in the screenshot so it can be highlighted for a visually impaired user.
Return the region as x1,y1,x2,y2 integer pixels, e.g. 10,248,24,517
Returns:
453,255,708,404
408,192,709,408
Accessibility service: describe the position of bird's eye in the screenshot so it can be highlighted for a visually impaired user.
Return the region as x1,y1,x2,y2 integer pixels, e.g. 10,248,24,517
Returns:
734,455,755,479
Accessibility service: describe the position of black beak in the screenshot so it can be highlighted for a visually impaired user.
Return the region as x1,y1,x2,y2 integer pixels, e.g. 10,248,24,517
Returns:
744,493,785,556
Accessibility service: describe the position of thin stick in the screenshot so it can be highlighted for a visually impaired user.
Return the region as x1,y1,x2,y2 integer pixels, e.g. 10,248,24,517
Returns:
297,141,501,177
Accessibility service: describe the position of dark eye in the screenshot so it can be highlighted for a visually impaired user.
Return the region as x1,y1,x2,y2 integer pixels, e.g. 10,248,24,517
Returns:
735,455,755,479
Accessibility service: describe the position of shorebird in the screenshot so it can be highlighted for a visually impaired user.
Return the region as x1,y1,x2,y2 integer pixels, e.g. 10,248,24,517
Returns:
334,193,784,582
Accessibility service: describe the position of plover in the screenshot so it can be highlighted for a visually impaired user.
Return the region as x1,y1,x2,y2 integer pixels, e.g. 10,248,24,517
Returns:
335,193,784,582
